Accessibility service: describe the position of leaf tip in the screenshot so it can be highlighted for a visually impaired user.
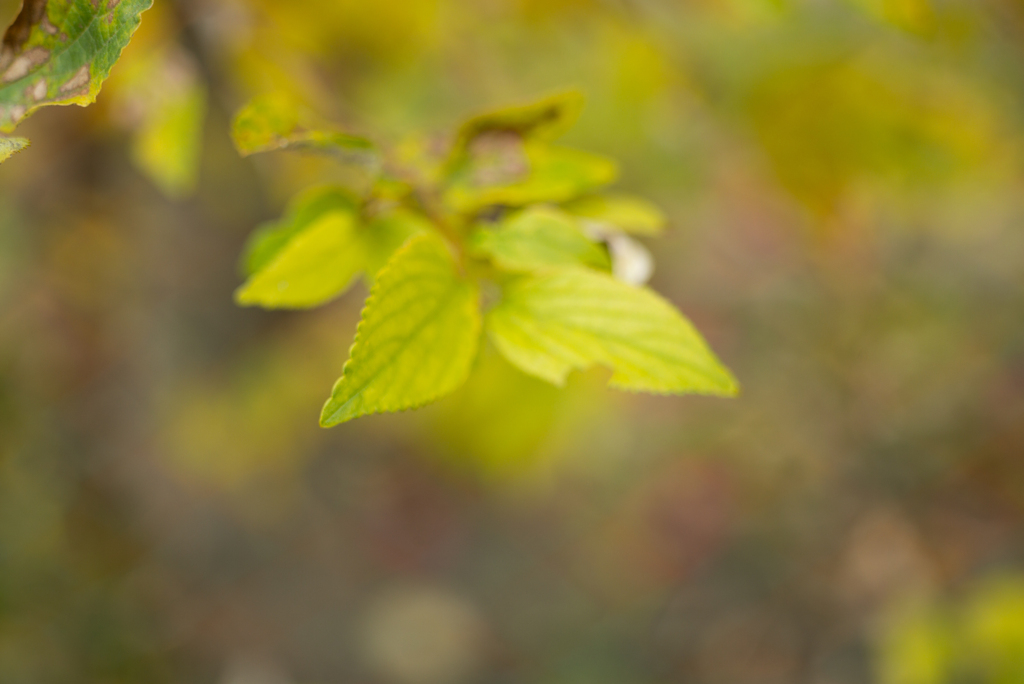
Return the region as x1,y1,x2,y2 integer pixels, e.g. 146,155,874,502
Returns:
233,283,255,307
703,363,741,398
318,404,344,428
0,136,30,163
319,389,364,427
720,376,741,398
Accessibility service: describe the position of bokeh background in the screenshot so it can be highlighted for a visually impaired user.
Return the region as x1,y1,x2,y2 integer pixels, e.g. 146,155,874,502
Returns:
3,0,1024,682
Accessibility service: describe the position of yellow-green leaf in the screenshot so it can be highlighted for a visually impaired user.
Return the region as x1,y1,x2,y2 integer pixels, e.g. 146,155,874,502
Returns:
963,577,1024,678
0,135,26,162
235,210,365,310
876,607,952,684
448,89,585,165
470,206,609,273
444,144,618,214
0,0,153,133
487,267,738,395
241,185,359,276
562,193,666,235
320,233,481,426
231,93,375,159
237,185,429,309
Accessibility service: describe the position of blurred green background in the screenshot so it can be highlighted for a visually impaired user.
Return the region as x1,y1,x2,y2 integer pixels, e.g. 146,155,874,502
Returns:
3,0,1024,682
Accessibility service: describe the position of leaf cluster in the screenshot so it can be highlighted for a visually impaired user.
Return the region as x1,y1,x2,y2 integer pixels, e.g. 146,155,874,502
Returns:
231,90,739,426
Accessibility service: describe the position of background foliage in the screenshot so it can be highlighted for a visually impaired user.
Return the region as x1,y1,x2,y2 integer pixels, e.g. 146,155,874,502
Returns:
2,0,1024,682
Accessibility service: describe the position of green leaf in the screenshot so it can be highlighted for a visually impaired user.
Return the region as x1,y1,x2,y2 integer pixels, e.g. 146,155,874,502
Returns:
241,185,359,276
486,267,738,395
444,144,618,214
320,232,481,426
562,193,666,235
448,89,585,164
236,188,428,309
0,135,27,161
235,209,365,310
470,206,610,273
231,93,376,160
0,0,153,133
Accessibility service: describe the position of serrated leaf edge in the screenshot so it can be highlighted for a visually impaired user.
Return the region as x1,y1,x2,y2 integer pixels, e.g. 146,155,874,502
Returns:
319,234,481,426
486,268,739,397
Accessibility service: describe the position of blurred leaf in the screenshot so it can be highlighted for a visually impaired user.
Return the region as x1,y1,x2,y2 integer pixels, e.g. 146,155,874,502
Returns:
0,0,152,133
237,202,428,309
231,93,376,160
877,607,953,684
242,185,359,276
247,0,439,65
745,55,996,213
320,232,481,426
487,267,738,394
235,209,365,309
448,89,585,165
850,0,935,34
470,206,609,273
126,49,206,198
562,193,666,235
445,143,618,214
964,578,1024,684
0,135,26,161
876,577,1024,684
